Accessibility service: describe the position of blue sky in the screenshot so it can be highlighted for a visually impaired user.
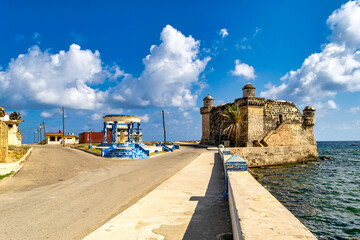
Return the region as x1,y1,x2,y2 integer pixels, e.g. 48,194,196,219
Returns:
1,0,360,143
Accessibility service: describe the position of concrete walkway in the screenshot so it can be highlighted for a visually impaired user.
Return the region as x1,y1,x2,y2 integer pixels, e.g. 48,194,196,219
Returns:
84,152,232,240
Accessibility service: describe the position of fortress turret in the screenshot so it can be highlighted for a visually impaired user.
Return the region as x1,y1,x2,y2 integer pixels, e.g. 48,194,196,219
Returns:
242,83,256,98
203,94,214,108
303,105,315,126
200,94,214,144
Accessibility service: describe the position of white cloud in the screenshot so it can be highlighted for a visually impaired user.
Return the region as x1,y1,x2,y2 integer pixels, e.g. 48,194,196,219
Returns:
327,100,337,109
113,25,210,108
41,111,53,118
33,32,42,44
0,44,110,110
91,113,103,121
327,0,360,48
219,28,229,38
82,125,90,131
261,0,360,107
182,111,190,118
350,106,360,113
0,25,209,111
235,44,252,50
336,120,360,130
41,108,61,118
142,114,150,123
230,59,256,79
253,27,261,37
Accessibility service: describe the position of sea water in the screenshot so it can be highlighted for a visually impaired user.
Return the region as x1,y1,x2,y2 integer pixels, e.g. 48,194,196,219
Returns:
252,141,360,240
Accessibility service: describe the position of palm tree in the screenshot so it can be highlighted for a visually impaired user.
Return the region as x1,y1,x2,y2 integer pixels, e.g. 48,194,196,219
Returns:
222,105,242,146
9,112,23,121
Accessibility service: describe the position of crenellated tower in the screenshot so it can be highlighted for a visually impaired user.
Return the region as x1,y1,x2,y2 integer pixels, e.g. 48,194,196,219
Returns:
235,83,265,146
200,94,214,144
303,105,316,128
242,83,256,98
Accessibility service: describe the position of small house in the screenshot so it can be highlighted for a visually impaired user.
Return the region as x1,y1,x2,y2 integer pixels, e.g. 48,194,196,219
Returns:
45,131,78,145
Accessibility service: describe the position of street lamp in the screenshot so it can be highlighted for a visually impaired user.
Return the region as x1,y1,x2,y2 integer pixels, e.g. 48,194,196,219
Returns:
39,124,42,144
89,128,93,149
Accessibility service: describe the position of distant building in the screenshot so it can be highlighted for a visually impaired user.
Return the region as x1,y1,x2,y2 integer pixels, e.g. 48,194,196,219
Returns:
0,107,22,146
79,131,112,144
45,131,78,145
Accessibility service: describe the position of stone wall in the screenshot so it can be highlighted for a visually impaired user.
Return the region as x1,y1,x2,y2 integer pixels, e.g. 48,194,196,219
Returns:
247,105,264,146
265,123,309,146
229,145,318,167
209,102,232,145
0,121,8,162
264,100,303,132
201,113,210,143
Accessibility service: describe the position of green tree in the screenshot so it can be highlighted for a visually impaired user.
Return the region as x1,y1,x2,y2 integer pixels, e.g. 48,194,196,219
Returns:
222,105,242,146
9,112,23,121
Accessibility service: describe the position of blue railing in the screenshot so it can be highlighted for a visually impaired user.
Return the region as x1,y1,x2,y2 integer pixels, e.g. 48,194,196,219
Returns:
138,145,150,157
101,145,115,157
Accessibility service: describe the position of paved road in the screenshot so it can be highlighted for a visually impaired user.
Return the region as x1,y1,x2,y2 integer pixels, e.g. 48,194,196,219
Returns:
0,145,205,240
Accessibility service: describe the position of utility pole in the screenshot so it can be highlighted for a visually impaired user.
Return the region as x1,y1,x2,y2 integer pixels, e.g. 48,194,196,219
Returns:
39,123,42,144
162,110,166,144
34,132,36,144
62,107,65,147
43,122,46,144
38,128,40,144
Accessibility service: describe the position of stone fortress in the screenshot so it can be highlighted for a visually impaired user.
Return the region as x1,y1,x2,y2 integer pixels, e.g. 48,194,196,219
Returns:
200,83,318,167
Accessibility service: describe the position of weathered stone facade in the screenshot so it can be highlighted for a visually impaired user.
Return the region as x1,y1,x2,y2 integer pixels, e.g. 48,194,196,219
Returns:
200,84,317,166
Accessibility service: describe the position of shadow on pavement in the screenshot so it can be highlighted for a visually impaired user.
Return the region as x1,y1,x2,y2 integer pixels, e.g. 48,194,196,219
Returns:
182,153,233,240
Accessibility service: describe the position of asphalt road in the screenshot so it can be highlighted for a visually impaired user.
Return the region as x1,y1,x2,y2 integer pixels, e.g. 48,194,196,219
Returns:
0,145,205,240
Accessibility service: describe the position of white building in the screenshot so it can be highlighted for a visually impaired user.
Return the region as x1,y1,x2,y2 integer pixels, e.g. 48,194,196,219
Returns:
45,132,78,145
0,108,22,146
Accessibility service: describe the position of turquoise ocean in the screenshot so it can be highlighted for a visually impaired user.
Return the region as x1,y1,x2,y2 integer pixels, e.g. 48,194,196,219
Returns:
252,141,360,240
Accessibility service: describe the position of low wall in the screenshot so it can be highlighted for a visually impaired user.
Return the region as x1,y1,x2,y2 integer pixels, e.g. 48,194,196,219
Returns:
229,145,318,167
143,146,163,153
219,148,317,240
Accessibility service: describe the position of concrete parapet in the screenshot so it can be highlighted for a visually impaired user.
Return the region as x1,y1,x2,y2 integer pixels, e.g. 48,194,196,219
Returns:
218,147,317,240
229,145,318,167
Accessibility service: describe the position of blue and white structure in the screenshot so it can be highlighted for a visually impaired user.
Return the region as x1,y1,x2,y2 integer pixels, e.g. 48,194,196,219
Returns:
98,114,179,159
102,114,142,144
98,114,148,159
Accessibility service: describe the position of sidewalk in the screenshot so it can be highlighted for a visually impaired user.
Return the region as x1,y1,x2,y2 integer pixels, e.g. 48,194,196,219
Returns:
84,152,232,240
0,147,33,176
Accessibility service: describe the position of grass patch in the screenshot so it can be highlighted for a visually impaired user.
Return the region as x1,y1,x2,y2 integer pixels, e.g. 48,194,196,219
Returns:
0,171,14,181
7,146,30,163
76,146,102,154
